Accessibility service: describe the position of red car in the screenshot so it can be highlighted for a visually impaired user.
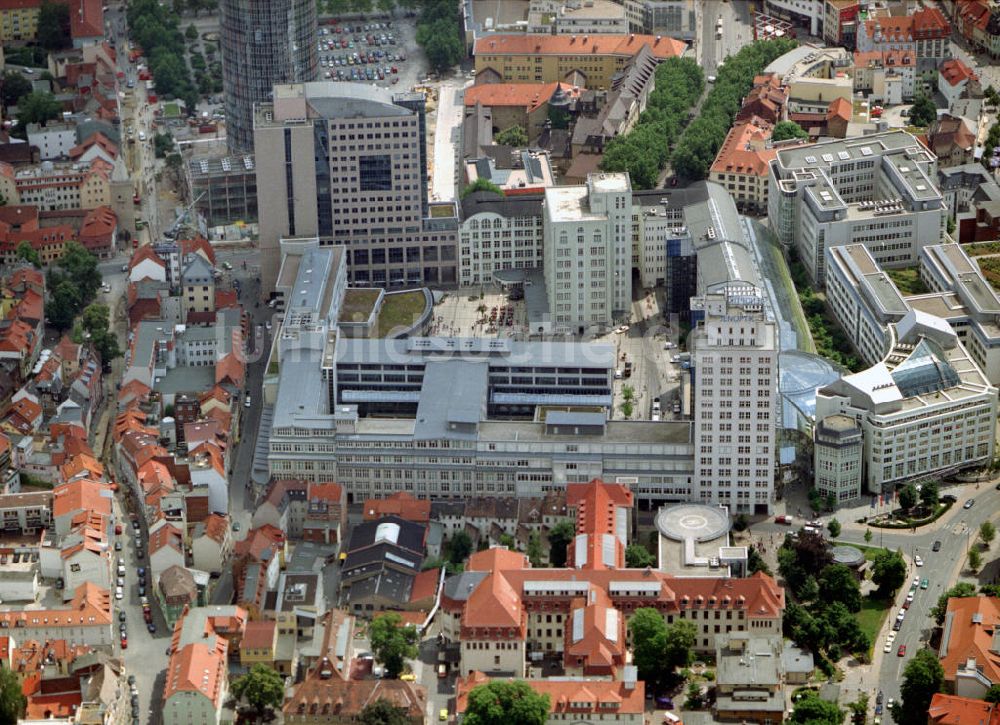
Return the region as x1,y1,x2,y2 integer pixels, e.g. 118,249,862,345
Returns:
897,645,906,657
120,637,128,650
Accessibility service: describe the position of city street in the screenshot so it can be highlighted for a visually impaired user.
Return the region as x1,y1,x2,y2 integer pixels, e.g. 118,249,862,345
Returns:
753,482,1000,715
698,0,755,75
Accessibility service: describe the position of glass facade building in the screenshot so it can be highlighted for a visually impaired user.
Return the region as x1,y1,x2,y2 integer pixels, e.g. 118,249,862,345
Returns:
220,0,318,153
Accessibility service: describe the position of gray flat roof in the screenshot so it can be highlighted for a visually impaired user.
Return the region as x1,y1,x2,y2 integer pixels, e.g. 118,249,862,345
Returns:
155,365,216,395
413,359,488,440
336,336,615,369
273,357,330,429
775,130,931,171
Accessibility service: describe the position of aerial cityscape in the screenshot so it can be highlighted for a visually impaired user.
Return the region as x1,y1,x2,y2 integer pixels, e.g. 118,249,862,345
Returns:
3,0,1000,724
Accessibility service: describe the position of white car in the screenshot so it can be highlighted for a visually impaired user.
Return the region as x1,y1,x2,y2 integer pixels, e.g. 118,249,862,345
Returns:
115,586,123,600
245,395,251,408
913,576,920,587
914,556,923,567
883,641,893,653
906,590,914,602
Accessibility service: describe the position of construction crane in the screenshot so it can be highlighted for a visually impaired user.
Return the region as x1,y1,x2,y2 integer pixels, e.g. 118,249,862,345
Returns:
164,191,206,240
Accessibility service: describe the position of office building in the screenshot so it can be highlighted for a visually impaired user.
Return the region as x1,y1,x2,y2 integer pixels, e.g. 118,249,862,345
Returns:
813,414,864,503
688,184,778,514
617,0,697,40
765,0,825,36
458,192,544,288
543,173,634,331
219,0,318,153
768,130,946,285
816,309,997,494
855,8,951,71
254,82,458,295
824,242,1000,387
188,154,258,226
527,0,629,35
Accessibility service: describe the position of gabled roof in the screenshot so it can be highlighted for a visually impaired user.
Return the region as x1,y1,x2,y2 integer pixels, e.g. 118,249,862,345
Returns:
148,522,184,556
827,97,852,122
457,671,644,716
940,58,978,87
163,640,227,707
940,596,1000,685
462,571,524,630
214,352,244,387
59,453,104,483
52,478,111,519
179,237,216,266
929,694,1000,725
363,491,429,523
129,245,166,271
474,33,686,60
200,513,229,545
234,524,284,563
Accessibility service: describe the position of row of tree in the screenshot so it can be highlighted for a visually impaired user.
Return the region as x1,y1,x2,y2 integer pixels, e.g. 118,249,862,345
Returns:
415,0,465,75
670,37,798,180
599,56,704,189
322,0,403,16
127,0,200,111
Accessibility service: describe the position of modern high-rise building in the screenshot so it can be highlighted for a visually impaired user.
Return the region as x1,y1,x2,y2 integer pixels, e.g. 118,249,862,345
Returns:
254,82,458,295
219,0,318,153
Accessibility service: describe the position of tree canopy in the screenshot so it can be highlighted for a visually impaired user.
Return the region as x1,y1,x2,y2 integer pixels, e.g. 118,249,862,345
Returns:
17,91,63,127
628,608,694,687
460,178,504,199
791,691,843,725
368,612,418,679
625,544,656,568
494,125,528,147
600,56,704,189
415,0,464,74
872,549,907,597
818,564,861,613
1,72,33,108
228,664,284,720
463,680,550,725
0,664,25,725
37,0,71,50
771,120,809,142
547,520,575,567
670,38,797,180
981,521,996,547
15,241,41,268
358,699,413,725
127,0,199,109
919,481,939,508
73,303,122,365
898,484,917,511
45,243,101,331
895,649,944,725
908,94,937,127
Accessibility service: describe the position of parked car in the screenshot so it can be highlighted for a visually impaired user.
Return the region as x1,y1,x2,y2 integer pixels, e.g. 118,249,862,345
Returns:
897,644,906,657
964,499,975,509
932,540,942,551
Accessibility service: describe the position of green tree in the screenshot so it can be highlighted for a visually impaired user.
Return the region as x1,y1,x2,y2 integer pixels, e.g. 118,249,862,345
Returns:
791,691,843,725
228,664,284,721
17,91,63,126
419,21,465,74
818,564,861,613
0,664,25,725
621,385,634,402
368,613,418,679
662,620,697,671
463,680,550,725
629,608,668,685
685,683,704,709
447,531,473,566
547,520,575,567
526,530,543,567
36,0,71,50
931,582,976,625
969,547,982,573
919,482,939,508
827,518,841,538
896,649,944,725
499,533,515,549
460,178,503,199
495,125,528,147
185,23,199,40
1,71,32,107
909,93,937,127
981,521,996,547
872,549,907,597
864,528,873,544
358,699,411,725
772,120,809,142
625,544,655,568
985,685,1000,703
898,484,917,511
15,241,41,268
45,281,81,330
77,303,121,364
747,547,771,575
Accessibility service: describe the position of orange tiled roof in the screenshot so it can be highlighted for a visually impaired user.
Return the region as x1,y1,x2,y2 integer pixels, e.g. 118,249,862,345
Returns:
940,58,978,87
827,97,852,121
148,522,184,555
163,640,227,707
0,582,112,629
929,694,1000,725
52,478,111,519
179,237,216,266
128,244,165,272
363,491,429,523
939,596,1000,685
284,677,426,719
59,453,105,483
308,481,344,505
465,82,582,112
711,118,779,178
474,33,686,60
214,352,244,387
234,524,285,562
240,620,276,651
457,671,644,716
201,513,229,545
410,567,439,603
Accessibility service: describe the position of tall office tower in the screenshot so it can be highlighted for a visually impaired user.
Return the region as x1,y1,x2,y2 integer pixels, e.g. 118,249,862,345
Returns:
542,173,634,332
254,82,457,296
219,0,318,153
688,184,778,514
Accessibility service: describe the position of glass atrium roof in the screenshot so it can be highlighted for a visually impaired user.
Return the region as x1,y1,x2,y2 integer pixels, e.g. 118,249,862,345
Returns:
890,338,960,397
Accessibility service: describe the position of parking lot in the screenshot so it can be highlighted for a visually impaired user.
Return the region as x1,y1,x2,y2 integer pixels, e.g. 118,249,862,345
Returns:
315,15,428,92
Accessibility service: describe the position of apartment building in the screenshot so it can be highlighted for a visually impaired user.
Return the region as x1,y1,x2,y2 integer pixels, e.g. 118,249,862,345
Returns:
853,50,918,104
816,310,997,493
2,159,114,211
688,185,778,515
254,82,458,294
542,173,633,331
855,8,952,70
768,131,946,285
0,582,113,646
458,192,544,288
709,118,780,215
823,0,860,49
472,34,686,90
0,491,53,534
527,0,628,34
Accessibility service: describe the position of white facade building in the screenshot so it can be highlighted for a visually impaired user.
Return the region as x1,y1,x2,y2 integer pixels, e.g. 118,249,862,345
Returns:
813,414,864,503
816,310,997,493
458,193,544,287
543,173,633,331
26,123,76,160
689,184,778,514
768,131,946,285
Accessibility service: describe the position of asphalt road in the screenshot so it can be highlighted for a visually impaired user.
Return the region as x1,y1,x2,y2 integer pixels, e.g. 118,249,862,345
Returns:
752,482,1000,716
699,0,754,75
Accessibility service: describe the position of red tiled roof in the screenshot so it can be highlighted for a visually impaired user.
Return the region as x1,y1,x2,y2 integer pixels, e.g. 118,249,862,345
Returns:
465,82,583,112
148,522,183,555
240,620,275,651
179,237,216,265
939,597,1000,686
214,352,244,387
202,513,229,545
474,33,686,60
52,478,111,519
409,568,439,603
129,244,165,271
363,491,430,523
929,694,1000,725
163,640,227,707
940,58,978,87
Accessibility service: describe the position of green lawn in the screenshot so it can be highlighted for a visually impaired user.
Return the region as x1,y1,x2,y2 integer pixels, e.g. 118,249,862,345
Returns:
340,288,381,323
162,102,181,118
840,543,888,562
376,291,427,337
965,241,1000,257
885,267,928,296
855,595,892,652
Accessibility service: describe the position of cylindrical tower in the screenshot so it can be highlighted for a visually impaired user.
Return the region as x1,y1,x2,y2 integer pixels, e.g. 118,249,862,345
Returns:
219,0,318,153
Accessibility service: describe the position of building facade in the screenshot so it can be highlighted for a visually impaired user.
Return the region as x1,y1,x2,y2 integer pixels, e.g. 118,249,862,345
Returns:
254,82,458,295
813,414,864,503
219,0,317,153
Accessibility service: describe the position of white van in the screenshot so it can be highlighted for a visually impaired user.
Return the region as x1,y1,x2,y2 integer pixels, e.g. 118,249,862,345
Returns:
664,713,682,725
